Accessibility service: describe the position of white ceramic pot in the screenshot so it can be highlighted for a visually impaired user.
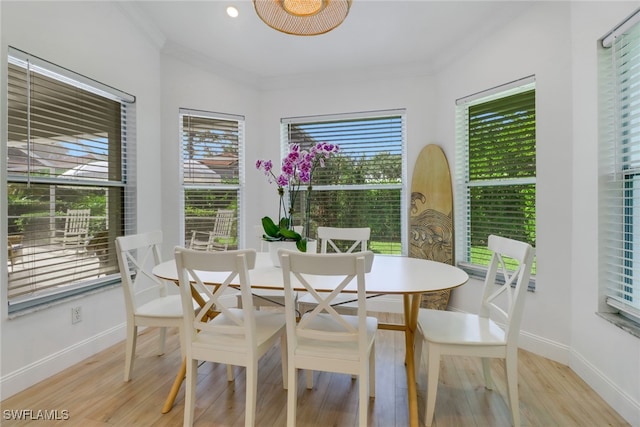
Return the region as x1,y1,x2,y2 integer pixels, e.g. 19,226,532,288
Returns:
266,239,317,267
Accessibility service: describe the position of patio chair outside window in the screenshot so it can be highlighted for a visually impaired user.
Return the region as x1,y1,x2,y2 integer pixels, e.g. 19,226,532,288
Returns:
189,209,234,251
8,235,23,272
53,209,91,251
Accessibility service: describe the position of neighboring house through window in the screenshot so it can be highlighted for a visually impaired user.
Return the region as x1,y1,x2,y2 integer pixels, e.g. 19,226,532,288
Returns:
179,109,243,251
6,47,136,313
455,77,537,282
282,110,407,255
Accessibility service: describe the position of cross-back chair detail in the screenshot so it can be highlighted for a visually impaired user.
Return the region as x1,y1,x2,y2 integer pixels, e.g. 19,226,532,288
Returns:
279,249,377,427
174,247,287,427
298,227,372,316
414,234,535,427
184,251,251,332
317,226,370,253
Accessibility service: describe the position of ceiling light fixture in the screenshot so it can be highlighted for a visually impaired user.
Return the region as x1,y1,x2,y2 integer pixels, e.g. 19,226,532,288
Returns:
253,0,352,36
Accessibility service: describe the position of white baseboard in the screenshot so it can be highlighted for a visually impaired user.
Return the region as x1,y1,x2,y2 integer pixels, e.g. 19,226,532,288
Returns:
443,306,638,426
570,348,640,425
0,323,125,400
518,329,571,364
0,292,234,401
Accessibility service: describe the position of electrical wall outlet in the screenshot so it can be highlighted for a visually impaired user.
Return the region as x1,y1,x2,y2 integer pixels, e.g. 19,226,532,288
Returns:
71,306,82,324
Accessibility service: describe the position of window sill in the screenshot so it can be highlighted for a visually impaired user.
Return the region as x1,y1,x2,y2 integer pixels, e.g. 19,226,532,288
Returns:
597,312,640,339
7,280,121,319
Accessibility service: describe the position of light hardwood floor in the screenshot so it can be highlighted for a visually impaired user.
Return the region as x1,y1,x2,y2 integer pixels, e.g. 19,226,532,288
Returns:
1,312,630,426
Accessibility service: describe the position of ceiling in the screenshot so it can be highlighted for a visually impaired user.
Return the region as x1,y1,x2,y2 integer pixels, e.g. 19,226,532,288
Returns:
122,1,535,88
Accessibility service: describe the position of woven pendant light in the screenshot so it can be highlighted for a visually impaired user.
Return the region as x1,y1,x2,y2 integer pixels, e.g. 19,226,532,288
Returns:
254,0,352,36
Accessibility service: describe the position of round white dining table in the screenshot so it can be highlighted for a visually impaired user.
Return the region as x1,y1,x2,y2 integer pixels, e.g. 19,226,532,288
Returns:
153,252,469,427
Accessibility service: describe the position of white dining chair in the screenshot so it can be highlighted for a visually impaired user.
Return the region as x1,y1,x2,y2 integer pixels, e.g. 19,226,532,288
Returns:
116,230,196,382
297,226,371,315
279,249,376,427
414,234,535,427
317,226,370,254
174,247,287,427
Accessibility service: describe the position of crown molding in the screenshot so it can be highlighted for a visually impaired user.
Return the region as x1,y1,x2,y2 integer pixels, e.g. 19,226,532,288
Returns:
162,40,261,89
115,1,166,50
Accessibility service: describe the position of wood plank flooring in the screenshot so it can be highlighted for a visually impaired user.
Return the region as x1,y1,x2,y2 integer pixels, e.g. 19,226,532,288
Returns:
1,312,630,426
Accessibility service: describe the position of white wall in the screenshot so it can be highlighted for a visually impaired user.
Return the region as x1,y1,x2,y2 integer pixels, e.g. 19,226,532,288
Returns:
158,54,261,255
435,0,574,362
0,1,163,399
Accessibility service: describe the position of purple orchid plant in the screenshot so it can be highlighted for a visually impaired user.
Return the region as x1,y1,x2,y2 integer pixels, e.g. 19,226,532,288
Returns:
256,141,339,252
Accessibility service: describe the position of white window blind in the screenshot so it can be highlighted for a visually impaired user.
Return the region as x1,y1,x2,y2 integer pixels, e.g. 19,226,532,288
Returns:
6,47,136,312
179,109,243,249
599,10,640,321
455,79,537,279
282,110,406,255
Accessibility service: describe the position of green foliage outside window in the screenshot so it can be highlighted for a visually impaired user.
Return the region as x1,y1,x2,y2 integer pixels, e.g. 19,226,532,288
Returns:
467,89,536,266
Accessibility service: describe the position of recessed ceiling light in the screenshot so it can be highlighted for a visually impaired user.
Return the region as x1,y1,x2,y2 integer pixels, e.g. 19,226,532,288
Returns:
227,6,239,18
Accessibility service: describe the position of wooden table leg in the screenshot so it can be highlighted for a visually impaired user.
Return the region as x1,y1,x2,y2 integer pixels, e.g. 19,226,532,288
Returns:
162,285,218,414
162,357,186,414
404,294,421,427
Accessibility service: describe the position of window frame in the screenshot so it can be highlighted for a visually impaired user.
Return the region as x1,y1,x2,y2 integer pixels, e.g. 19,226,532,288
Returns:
281,109,407,255
178,108,244,250
599,10,640,325
5,47,136,313
455,77,537,287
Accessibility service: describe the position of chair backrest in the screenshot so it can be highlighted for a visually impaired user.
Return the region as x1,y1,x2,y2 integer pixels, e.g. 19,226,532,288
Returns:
212,209,235,238
174,247,258,350
479,235,535,345
65,209,91,235
279,249,374,350
317,226,370,254
187,210,235,252
115,231,168,315
188,230,211,251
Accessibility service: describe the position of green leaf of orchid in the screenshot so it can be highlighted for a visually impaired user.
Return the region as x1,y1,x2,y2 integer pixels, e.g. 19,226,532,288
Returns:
279,228,301,241
296,238,307,252
278,217,290,230
261,216,280,238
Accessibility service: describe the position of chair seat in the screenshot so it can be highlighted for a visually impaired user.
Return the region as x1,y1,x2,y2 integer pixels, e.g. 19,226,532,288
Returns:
295,313,377,360
418,309,505,345
135,294,188,318
194,309,286,352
